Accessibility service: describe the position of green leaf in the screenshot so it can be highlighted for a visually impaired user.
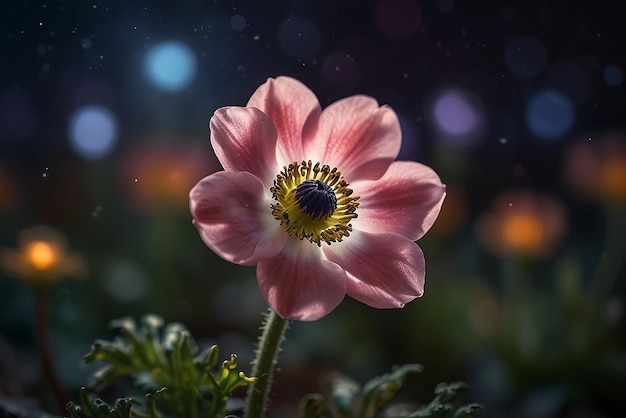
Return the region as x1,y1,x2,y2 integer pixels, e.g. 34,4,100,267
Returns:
300,369,479,418
71,314,257,418
359,364,423,416
65,387,136,418
407,382,480,418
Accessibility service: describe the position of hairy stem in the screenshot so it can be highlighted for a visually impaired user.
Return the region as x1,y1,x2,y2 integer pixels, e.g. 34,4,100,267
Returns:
244,309,289,418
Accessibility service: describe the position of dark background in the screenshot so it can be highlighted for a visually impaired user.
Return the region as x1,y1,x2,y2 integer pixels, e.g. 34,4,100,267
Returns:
1,1,625,417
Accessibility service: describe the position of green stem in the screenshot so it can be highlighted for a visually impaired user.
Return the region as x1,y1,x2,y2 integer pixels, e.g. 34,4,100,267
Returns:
244,309,289,418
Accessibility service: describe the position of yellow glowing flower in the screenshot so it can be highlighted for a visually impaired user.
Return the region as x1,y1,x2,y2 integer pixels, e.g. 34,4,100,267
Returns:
476,190,566,259
1,225,84,287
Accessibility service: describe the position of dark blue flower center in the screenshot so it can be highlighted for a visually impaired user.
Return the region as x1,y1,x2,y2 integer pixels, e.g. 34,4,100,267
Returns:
294,179,338,220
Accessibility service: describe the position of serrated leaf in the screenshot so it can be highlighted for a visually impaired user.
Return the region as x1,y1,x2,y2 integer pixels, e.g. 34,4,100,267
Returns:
72,314,257,418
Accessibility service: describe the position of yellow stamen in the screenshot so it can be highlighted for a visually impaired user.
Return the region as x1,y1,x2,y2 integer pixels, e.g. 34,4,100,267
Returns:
270,160,359,246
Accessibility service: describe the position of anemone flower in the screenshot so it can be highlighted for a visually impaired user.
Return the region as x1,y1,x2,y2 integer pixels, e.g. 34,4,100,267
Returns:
190,76,445,321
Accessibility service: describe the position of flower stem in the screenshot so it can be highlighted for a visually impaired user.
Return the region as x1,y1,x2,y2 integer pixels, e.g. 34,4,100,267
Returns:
34,290,69,413
244,309,289,418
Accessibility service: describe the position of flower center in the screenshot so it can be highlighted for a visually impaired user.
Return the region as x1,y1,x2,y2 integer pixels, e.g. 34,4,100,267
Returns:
271,160,360,246
295,179,337,220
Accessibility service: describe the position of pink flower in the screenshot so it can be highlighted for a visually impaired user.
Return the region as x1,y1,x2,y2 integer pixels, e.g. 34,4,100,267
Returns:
190,77,445,321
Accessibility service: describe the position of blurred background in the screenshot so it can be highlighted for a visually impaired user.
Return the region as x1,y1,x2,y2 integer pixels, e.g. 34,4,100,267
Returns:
1,0,624,417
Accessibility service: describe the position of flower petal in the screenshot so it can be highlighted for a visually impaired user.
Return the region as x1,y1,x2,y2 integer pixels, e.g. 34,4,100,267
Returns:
190,171,284,265
352,161,446,240
210,106,278,184
323,230,425,309
247,76,322,164
304,96,401,181
257,240,347,321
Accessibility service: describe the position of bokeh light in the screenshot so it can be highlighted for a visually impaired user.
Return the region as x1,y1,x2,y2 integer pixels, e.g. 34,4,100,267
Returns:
26,241,56,270
277,17,321,60
431,88,486,149
525,89,574,140
117,139,218,213
230,14,247,31
603,65,623,86
476,190,567,259
69,105,118,160
504,35,548,78
0,225,84,286
144,41,197,92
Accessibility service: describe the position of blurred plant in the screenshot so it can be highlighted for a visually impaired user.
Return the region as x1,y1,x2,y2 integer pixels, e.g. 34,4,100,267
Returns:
66,314,257,418
299,365,479,418
465,181,626,412
563,130,626,303
1,225,85,413
475,189,566,260
1,224,84,288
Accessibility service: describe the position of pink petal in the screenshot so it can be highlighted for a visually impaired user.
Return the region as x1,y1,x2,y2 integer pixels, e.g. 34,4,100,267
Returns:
247,76,322,164
352,161,446,241
257,241,347,321
304,96,401,181
210,107,278,184
323,230,425,309
190,171,284,266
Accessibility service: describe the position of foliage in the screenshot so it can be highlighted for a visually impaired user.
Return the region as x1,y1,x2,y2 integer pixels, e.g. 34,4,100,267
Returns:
63,315,479,418
298,365,480,418
65,314,256,418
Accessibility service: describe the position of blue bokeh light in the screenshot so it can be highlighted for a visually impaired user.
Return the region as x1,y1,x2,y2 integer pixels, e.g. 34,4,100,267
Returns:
69,105,118,159
525,89,574,141
144,41,197,92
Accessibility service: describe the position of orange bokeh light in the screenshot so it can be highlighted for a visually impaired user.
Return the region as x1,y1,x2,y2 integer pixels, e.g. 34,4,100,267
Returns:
1,225,84,287
26,241,57,270
501,212,545,254
117,139,218,213
476,190,567,259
